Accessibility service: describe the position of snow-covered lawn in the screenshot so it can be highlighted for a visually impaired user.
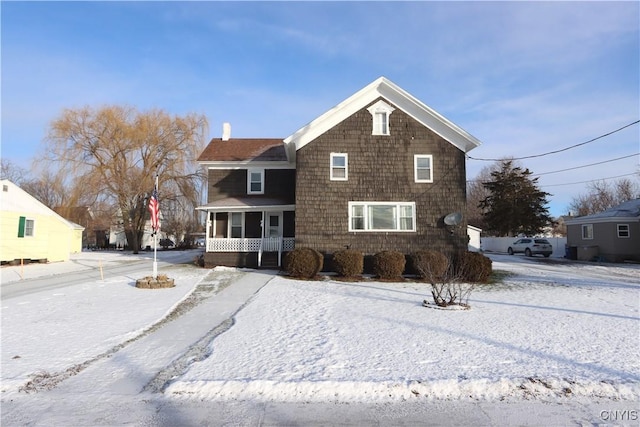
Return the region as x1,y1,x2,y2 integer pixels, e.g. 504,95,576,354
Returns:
167,256,640,402
1,251,639,406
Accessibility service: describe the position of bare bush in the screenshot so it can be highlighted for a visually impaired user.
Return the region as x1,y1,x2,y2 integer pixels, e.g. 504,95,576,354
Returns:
424,252,478,309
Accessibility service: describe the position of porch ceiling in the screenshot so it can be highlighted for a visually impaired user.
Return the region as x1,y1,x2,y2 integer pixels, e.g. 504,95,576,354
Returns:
196,196,295,212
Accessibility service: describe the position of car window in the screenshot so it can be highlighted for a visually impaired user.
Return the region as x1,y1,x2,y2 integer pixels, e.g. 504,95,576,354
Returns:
522,239,531,243
534,239,550,244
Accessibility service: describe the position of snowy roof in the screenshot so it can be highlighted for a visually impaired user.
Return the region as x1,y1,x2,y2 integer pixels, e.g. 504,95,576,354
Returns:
565,198,640,224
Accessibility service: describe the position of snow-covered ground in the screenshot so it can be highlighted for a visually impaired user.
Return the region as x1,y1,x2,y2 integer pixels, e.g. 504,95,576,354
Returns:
1,250,639,425
166,255,640,402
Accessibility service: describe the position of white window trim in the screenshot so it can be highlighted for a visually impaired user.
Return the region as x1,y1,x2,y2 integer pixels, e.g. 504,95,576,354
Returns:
330,153,348,181
367,100,395,136
229,212,244,238
414,154,434,183
348,201,416,232
617,224,630,238
25,218,35,237
247,168,264,195
582,224,593,240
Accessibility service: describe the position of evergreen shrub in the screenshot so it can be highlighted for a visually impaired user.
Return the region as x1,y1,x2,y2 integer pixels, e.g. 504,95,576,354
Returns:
284,247,324,279
332,249,364,278
372,250,406,280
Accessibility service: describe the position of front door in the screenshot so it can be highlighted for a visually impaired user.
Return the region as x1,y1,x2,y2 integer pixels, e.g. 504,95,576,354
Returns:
265,212,282,238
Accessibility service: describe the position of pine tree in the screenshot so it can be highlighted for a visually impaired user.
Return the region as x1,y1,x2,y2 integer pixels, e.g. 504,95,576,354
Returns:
479,160,554,236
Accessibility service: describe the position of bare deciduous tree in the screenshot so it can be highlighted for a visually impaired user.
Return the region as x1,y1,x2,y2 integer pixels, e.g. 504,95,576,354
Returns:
20,170,70,209
569,177,640,216
1,159,28,184
160,192,202,247
43,105,208,253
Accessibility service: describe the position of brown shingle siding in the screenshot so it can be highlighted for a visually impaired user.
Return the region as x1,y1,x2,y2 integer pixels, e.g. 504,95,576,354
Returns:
207,169,295,203
295,101,468,256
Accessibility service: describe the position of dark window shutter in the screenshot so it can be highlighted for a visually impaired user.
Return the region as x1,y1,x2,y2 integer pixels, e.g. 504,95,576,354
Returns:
18,216,26,237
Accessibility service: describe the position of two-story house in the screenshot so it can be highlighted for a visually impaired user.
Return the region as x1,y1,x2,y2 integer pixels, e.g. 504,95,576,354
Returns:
197,77,482,268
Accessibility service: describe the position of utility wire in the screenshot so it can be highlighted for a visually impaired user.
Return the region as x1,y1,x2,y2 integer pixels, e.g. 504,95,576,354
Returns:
531,152,639,176
541,172,638,188
466,152,639,183
467,120,639,162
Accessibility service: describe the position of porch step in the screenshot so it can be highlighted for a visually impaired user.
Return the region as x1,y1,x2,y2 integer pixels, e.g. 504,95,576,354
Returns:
260,252,280,268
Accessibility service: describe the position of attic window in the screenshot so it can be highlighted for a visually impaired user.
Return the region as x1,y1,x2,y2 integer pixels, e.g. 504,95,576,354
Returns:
367,100,395,136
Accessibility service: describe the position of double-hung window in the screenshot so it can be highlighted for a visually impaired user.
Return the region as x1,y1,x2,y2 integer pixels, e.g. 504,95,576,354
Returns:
414,155,433,183
247,169,264,194
367,100,395,136
373,112,389,135
230,212,243,238
25,219,35,236
330,153,348,181
582,224,593,240
617,224,630,238
349,202,416,232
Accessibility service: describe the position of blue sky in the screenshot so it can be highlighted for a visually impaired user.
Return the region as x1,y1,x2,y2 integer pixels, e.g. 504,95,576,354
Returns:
2,1,638,217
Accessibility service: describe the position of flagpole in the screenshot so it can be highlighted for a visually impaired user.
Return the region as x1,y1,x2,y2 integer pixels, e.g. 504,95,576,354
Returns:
152,173,158,279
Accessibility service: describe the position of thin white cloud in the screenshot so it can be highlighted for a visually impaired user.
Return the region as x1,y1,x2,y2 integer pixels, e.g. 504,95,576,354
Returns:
2,1,638,216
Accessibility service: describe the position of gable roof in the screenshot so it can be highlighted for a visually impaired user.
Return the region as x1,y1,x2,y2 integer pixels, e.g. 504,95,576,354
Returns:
198,138,287,163
0,180,84,231
565,198,640,225
284,76,482,161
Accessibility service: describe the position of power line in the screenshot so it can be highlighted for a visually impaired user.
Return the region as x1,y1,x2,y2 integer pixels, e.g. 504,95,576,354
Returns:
541,172,638,188
467,120,639,162
466,152,639,183
532,153,639,176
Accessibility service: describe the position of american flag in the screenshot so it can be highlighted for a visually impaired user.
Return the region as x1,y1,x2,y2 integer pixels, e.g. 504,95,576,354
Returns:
148,185,160,233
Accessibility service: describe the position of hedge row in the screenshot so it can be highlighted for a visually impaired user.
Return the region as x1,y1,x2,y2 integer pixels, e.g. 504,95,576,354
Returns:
283,248,492,282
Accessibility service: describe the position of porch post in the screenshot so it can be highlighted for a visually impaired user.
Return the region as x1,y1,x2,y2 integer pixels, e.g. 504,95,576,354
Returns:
206,212,213,252
258,211,265,267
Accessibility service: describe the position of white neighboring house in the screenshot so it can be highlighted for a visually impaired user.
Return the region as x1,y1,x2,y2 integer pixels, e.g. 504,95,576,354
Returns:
0,180,84,264
108,211,172,250
467,225,482,252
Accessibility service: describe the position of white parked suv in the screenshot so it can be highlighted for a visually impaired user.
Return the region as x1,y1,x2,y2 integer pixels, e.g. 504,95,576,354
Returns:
507,238,553,258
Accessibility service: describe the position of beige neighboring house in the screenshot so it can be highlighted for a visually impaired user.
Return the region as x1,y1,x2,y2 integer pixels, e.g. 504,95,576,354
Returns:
564,198,640,262
0,180,84,264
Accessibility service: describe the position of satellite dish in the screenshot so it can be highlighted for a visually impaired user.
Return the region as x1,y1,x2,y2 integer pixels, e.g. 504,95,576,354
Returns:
444,212,462,226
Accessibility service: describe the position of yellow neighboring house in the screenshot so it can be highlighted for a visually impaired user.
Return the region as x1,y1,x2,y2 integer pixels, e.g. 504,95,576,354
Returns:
0,180,84,264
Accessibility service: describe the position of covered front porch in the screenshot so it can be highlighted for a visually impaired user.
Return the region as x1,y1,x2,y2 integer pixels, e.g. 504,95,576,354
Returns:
197,197,295,268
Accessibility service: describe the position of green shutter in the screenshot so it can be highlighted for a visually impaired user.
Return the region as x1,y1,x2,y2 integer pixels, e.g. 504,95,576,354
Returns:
18,216,26,238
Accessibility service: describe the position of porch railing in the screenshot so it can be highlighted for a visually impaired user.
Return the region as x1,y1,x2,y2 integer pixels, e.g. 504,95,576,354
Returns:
206,237,296,266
